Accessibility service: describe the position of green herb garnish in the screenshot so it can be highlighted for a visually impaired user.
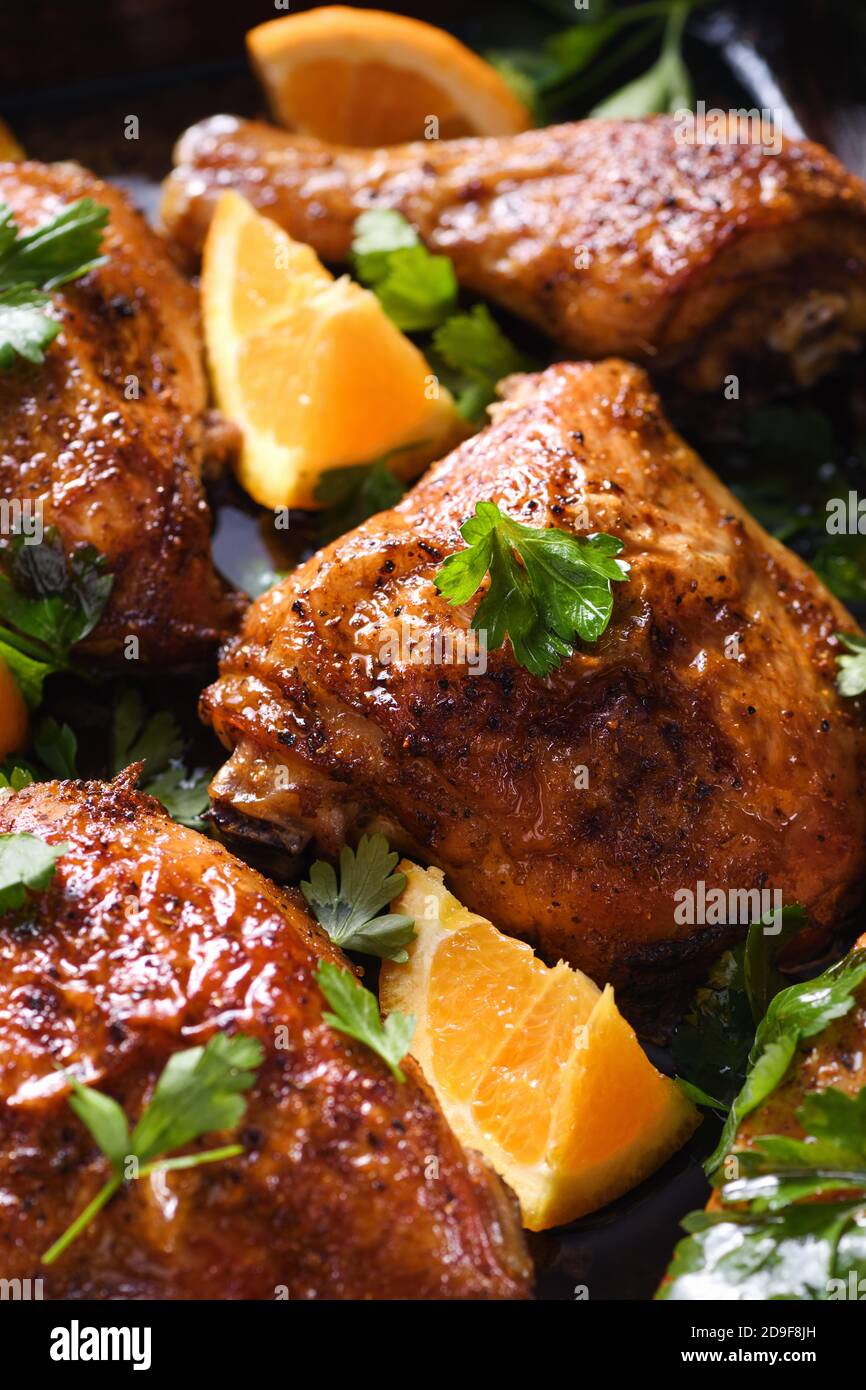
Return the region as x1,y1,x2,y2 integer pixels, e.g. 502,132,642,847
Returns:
351,209,529,425
660,1084,866,1300
302,833,416,963
836,632,866,698
704,948,866,1175
0,831,67,913
435,500,628,678
42,1031,263,1266
315,457,407,544
112,688,210,830
0,529,112,706
315,961,414,1081
352,210,457,331
0,197,108,368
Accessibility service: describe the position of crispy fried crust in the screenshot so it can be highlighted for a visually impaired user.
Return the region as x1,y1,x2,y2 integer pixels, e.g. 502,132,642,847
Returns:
162,114,866,388
0,772,531,1298
201,360,866,1027
0,161,242,668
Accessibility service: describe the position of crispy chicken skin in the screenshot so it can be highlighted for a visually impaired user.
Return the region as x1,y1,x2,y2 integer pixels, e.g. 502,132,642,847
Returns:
201,360,866,1025
161,114,866,389
0,162,242,668
0,772,530,1299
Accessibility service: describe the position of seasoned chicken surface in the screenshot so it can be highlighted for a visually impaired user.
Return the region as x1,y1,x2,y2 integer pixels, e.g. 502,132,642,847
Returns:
201,360,866,1025
0,772,530,1299
161,114,866,389
0,162,242,668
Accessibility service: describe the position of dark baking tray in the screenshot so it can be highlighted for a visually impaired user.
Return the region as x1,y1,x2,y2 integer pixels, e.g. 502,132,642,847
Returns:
3,0,865,1300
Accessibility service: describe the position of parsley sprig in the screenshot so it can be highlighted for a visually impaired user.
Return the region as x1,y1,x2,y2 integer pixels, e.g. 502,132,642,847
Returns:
316,962,414,1082
0,831,67,913
836,632,866,698
43,1031,263,1266
434,500,628,678
351,209,529,422
0,529,113,707
302,834,416,962
660,1084,866,1300
112,688,211,830
0,197,108,368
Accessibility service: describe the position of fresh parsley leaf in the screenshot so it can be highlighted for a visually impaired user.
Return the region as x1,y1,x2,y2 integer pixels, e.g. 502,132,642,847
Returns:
590,2,692,116
43,1031,263,1266
0,764,34,792
0,529,113,702
0,831,68,913
0,197,108,368
661,1085,866,1299
724,1088,866,1211
0,638,51,709
705,949,866,1174
302,834,416,962
111,688,211,829
352,209,457,331
743,904,807,1026
659,1200,866,1301
837,632,866,698
315,458,406,544
0,197,108,292
432,305,530,420
33,716,78,779
435,500,628,678
671,944,753,1111
316,961,414,1081
0,288,59,367
111,688,183,776
144,764,210,831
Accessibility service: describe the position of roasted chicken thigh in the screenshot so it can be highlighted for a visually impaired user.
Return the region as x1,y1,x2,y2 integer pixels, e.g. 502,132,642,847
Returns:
202,360,866,1024
0,161,241,668
161,114,866,389
0,772,530,1298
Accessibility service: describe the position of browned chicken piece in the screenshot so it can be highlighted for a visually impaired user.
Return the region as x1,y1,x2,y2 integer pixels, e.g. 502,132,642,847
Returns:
201,359,866,1027
161,114,866,390
0,161,242,668
0,771,531,1299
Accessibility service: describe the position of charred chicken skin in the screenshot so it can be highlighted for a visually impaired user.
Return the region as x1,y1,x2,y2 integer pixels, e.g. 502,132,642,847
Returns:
0,161,242,668
201,360,866,1025
161,114,866,389
0,772,530,1299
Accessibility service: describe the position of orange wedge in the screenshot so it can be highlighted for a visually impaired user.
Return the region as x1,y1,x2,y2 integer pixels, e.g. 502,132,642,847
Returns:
201,190,464,509
380,864,700,1231
0,655,29,758
247,7,532,146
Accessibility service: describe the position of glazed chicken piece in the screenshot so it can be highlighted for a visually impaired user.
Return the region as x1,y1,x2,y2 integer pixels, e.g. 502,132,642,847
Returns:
0,771,530,1299
0,161,241,668
201,359,866,1026
161,114,866,390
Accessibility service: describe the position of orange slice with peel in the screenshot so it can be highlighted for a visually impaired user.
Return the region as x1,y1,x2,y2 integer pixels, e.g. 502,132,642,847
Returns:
201,190,464,509
247,6,532,145
380,863,700,1231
